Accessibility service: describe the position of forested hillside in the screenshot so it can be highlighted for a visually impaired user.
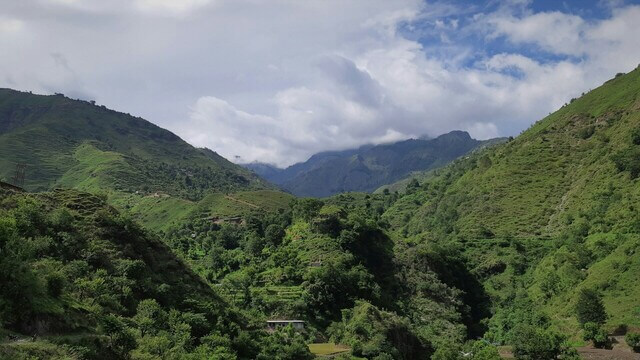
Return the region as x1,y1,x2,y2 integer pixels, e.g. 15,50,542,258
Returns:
382,67,640,347
0,188,311,359
245,131,502,197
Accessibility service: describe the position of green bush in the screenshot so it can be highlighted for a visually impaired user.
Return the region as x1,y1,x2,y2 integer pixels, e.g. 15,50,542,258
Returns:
626,333,640,353
631,127,640,145
577,126,595,140
612,147,640,179
582,322,611,349
511,325,579,360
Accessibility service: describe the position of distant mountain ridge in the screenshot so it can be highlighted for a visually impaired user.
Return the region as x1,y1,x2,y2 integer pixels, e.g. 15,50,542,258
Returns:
245,131,505,197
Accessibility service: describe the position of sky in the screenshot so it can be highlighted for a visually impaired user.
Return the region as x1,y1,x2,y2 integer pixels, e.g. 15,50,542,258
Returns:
1,0,639,167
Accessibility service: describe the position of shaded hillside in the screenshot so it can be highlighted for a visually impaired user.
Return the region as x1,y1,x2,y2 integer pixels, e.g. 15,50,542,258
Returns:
0,187,273,359
0,89,269,199
381,67,640,340
245,131,501,197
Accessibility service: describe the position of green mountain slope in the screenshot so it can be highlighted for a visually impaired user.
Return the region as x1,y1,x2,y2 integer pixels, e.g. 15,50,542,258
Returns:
0,89,268,198
382,67,640,340
0,187,273,359
0,89,296,233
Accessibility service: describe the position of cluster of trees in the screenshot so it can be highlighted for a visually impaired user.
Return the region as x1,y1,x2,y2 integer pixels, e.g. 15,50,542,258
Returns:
612,127,640,179
160,192,500,358
0,189,315,359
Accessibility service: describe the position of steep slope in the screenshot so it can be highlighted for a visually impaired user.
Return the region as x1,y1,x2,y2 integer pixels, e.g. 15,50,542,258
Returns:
0,187,268,359
382,67,640,339
245,131,500,197
0,89,268,198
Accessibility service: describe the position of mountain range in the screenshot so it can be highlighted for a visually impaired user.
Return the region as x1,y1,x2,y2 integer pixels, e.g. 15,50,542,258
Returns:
244,131,505,197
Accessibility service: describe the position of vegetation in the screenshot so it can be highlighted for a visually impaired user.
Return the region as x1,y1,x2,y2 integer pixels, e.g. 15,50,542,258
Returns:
2,67,640,359
0,90,268,196
0,188,308,359
575,289,607,326
626,332,640,353
510,325,579,360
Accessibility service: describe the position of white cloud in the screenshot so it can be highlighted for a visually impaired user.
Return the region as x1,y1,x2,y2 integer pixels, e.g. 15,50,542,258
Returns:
486,11,587,55
0,1,639,167
0,17,24,33
133,0,216,16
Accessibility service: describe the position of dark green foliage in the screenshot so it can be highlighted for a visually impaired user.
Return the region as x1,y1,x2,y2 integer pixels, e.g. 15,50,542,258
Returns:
303,258,379,324
45,272,65,298
292,198,323,221
582,322,611,349
511,325,578,360
631,127,640,145
256,326,314,360
328,301,433,360
0,189,266,358
612,146,640,178
577,125,595,139
625,332,640,352
575,289,607,326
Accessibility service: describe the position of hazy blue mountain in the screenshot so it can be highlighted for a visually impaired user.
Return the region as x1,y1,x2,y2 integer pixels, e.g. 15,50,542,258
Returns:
244,130,503,197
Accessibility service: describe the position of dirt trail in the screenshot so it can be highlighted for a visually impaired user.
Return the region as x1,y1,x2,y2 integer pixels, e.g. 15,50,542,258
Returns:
224,195,260,209
577,347,640,360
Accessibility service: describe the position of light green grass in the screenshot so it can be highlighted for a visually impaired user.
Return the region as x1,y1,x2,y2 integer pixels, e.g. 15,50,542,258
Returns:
308,343,351,356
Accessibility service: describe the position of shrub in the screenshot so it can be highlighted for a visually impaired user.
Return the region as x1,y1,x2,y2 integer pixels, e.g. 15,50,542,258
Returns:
631,128,640,145
469,340,501,360
582,322,611,349
577,126,595,140
511,325,579,360
626,333,640,353
612,147,640,179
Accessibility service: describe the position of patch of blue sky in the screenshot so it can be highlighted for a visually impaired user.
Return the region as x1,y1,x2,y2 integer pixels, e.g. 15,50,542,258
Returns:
398,0,599,74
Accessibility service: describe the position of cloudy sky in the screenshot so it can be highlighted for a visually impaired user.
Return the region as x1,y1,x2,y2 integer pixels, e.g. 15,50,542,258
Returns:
1,0,639,167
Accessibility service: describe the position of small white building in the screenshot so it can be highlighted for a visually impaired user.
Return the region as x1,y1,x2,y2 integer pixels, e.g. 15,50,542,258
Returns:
266,320,305,331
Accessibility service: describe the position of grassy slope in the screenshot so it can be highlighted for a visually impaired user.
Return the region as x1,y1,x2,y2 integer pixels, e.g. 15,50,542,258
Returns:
0,89,295,232
0,89,268,194
382,68,640,334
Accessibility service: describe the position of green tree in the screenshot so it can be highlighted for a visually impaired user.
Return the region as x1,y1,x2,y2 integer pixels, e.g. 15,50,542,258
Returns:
575,289,607,326
133,299,166,337
264,223,285,247
100,314,136,357
256,325,314,360
468,341,501,360
45,272,65,298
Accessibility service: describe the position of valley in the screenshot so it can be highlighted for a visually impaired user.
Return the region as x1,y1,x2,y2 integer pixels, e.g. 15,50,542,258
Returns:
1,67,640,360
